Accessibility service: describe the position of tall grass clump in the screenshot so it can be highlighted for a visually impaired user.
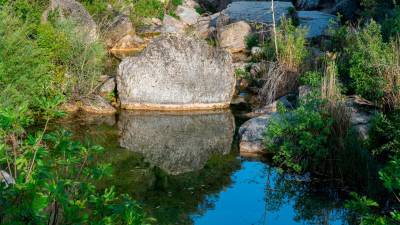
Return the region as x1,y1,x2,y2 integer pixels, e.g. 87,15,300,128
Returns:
258,18,308,104
37,19,106,100
345,20,400,110
262,17,308,72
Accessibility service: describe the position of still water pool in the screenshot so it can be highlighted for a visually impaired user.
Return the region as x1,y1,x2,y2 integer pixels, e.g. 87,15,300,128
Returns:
59,110,347,225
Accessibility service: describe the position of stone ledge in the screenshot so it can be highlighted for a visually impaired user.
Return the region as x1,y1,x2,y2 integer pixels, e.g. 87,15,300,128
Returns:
121,102,231,111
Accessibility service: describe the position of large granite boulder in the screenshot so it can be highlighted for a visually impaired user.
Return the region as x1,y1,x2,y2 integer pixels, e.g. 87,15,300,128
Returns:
217,21,251,53
298,11,336,39
218,1,294,25
42,0,97,42
118,111,235,174
117,34,235,110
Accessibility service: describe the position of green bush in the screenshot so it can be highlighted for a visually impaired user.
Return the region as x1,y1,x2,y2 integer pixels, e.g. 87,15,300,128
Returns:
346,21,390,103
0,8,62,118
299,71,322,87
37,19,106,100
245,34,259,50
265,97,333,173
368,112,400,158
381,8,400,40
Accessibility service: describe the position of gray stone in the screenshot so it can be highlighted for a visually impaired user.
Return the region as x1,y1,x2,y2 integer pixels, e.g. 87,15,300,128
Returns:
298,85,312,98
296,0,320,10
162,15,187,33
328,0,359,21
251,46,263,56
217,21,251,53
81,95,117,114
176,5,200,25
345,96,377,140
0,170,15,187
119,111,235,174
99,77,116,94
117,33,235,110
238,113,278,154
298,11,337,38
42,0,97,42
103,14,135,49
219,1,294,25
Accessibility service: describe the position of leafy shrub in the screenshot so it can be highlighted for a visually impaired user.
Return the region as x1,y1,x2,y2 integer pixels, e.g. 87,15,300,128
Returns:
0,128,151,224
381,8,400,40
0,8,62,116
299,71,322,87
368,112,400,158
345,155,400,225
265,97,334,173
245,34,259,50
346,21,388,103
345,20,400,109
262,18,308,72
37,19,106,100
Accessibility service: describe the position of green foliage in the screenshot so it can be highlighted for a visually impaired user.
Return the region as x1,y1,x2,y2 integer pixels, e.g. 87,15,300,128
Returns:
133,0,165,19
299,71,322,87
235,68,251,80
0,8,63,120
195,6,206,15
0,129,150,225
368,112,400,157
262,18,308,71
347,20,389,103
381,9,400,40
37,19,106,100
245,34,259,50
265,98,333,173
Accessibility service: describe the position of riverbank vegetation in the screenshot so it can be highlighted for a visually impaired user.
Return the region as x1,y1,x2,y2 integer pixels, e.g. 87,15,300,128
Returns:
247,2,400,224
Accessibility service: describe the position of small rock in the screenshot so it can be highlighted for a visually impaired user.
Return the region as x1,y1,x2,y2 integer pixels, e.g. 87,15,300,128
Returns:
346,96,377,140
81,95,117,114
176,5,200,25
238,113,278,155
251,46,263,56
104,14,135,49
111,34,145,51
0,170,15,186
99,77,116,94
162,15,187,33
60,102,80,113
217,21,251,53
298,85,312,99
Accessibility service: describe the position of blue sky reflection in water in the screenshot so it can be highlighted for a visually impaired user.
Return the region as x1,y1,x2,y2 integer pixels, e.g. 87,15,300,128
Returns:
192,160,345,225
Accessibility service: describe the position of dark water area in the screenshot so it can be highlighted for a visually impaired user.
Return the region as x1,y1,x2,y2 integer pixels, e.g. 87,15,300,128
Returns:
57,110,349,225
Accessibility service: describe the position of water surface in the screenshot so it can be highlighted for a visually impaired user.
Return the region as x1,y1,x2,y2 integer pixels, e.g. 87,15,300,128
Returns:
59,110,348,225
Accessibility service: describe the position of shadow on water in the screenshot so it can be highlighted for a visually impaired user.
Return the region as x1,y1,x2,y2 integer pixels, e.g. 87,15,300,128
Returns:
57,110,352,225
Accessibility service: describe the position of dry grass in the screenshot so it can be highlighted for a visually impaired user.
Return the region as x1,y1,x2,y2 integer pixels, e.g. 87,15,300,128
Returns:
258,62,298,104
383,38,400,110
321,53,352,141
